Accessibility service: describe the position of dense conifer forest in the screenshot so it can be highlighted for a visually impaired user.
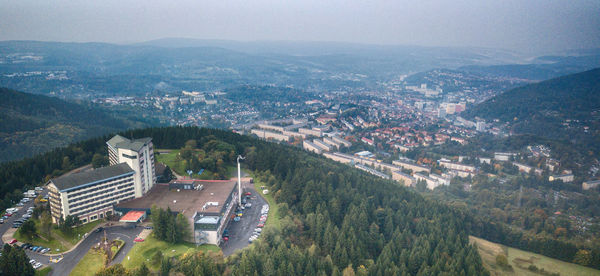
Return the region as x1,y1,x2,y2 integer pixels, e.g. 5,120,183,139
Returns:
4,126,599,274
0,126,489,275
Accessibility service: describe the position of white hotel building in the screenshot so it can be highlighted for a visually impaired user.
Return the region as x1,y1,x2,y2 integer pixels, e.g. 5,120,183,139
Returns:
47,135,156,224
47,163,136,224
107,135,156,198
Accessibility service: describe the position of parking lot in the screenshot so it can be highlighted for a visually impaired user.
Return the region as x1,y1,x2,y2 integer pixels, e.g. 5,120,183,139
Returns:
221,186,268,256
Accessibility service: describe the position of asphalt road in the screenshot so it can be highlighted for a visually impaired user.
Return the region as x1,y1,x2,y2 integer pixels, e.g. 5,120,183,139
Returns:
0,186,144,275
48,225,143,276
0,189,48,245
221,185,268,256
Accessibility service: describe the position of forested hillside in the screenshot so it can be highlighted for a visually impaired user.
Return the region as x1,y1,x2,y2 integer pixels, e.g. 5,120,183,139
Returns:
466,68,600,122
0,126,487,275
0,87,151,162
464,68,600,152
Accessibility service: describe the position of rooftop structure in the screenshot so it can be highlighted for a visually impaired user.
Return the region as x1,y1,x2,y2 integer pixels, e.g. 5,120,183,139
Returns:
116,179,238,245
50,163,133,192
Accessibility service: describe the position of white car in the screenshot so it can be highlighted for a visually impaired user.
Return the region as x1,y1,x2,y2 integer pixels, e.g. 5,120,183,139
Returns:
29,259,36,265
33,262,42,269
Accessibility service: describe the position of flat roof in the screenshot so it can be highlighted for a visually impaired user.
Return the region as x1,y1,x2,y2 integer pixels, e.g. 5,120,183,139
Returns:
107,135,152,152
117,179,237,217
120,210,146,222
196,216,220,224
50,163,134,192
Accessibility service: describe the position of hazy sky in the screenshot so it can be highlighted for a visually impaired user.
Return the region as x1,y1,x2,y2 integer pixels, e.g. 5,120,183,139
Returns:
1,0,599,54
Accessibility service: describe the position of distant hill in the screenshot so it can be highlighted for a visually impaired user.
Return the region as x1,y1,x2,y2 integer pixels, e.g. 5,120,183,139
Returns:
465,68,600,144
0,87,149,162
0,40,530,97
459,55,600,81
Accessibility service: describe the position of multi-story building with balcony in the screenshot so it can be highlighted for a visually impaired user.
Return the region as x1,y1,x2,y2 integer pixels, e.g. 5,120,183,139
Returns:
47,163,135,224
107,135,156,198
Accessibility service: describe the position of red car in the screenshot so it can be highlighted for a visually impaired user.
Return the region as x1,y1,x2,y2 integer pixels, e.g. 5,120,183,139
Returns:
5,213,12,217
223,237,229,241
245,192,251,196
8,239,17,244
134,237,144,242
257,223,264,228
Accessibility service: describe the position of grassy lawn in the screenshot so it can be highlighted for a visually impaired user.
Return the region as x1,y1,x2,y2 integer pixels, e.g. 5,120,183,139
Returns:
14,230,67,252
69,250,105,276
121,235,219,270
156,149,185,176
251,172,281,231
51,219,104,248
35,267,52,276
470,236,600,276
155,149,235,180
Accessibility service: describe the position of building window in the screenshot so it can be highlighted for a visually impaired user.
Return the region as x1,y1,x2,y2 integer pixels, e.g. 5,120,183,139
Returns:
122,153,137,159
90,215,98,221
82,218,88,224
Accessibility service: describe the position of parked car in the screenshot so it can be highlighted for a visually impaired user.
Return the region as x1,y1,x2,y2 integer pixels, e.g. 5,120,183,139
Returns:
144,226,153,230
245,192,252,196
29,259,36,264
134,237,144,242
257,223,264,228
33,263,42,269
94,227,103,233
8,239,17,244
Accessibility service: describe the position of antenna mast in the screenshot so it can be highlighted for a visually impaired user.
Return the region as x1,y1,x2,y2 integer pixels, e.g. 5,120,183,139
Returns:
237,155,245,207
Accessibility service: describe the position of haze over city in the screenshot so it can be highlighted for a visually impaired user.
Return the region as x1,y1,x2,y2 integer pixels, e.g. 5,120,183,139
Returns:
1,0,599,54
1,0,600,275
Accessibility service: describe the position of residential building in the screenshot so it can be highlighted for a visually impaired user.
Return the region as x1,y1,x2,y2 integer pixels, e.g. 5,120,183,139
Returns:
355,164,390,179
322,137,341,149
331,135,352,147
392,158,431,173
582,180,600,190
437,159,476,173
303,140,323,154
513,162,543,176
414,173,441,190
392,171,415,187
494,152,517,161
313,139,332,152
250,129,290,142
298,127,323,137
549,174,574,183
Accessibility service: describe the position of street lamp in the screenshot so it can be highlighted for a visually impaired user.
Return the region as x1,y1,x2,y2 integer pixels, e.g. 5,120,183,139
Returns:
237,155,245,207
